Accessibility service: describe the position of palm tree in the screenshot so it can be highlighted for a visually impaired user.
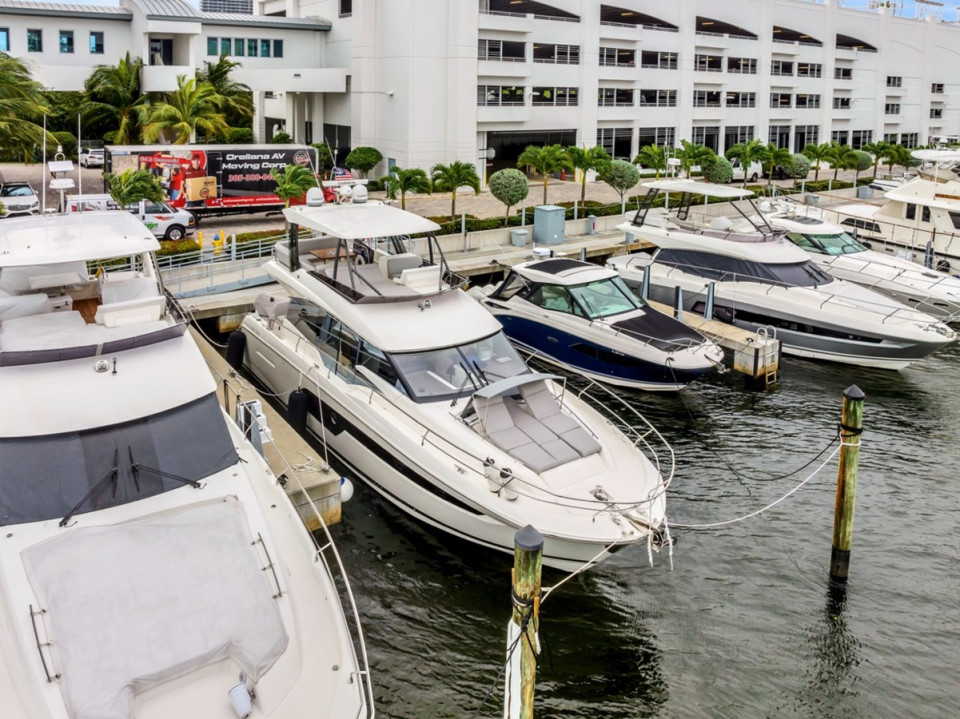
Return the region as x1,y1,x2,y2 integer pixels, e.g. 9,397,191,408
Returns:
886,144,915,173
196,54,253,126
0,52,55,159
802,142,833,182
517,144,573,204
82,52,146,145
141,75,229,144
633,144,667,179
760,143,793,187
725,138,766,187
384,166,431,210
862,141,894,179
104,169,166,207
675,140,715,180
565,145,611,202
271,164,318,207
430,160,481,219
823,142,858,181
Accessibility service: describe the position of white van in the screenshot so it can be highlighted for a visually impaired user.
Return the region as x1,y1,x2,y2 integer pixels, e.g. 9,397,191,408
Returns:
64,194,196,241
730,160,762,183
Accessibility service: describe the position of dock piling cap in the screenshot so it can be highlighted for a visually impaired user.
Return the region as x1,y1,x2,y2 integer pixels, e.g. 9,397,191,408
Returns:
514,525,544,552
843,385,865,401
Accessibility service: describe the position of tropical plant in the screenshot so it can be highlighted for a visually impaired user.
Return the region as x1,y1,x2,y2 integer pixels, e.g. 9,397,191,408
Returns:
633,144,668,179
565,145,611,202
601,159,641,202
52,131,78,157
801,142,832,182
384,166,431,210
311,141,336,174
0,52,55,160
675,140,716,179
760,143,794,187
862,141,894,179
725,138,766,187
104,168,165,207
82,52,146,145
704,156,733,184
271,163,318,208
270,131,292,144
344,146,383,178
430,160,481,219
196,54,252,128
823,142,859,181
886,144,916,173
227,127,254,143
488,168,529,226
790,153,812,180
517,144,573,204
141,75,228,144
852,149,873,182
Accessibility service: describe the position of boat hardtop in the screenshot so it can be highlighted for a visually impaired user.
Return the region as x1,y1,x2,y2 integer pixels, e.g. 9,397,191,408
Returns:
283,199,441,239
510,257,620,286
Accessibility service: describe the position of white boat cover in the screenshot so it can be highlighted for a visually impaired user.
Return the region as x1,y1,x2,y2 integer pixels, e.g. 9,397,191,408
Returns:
22,497,287,719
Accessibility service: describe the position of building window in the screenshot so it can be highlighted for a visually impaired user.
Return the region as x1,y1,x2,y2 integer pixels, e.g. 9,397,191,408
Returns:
727,57,757,74
640,50,677,69
885,103,900,115
477,85,524,107
207,37,218,55
932,82,945,94
247,38,258,57
886,76,902,88
478,39,525,62
883,133,899,143
694,54,722,72
831,130,849,145
89,31,104,54
234,38,244,56
219,37,230,55
533,43,579,65
769,125,790,148
833,96,851,110
532,87,578,106
851,130,873,149
340,0,352,17
273,39,283,58
692,126,720,153
27,29,42,53
0,28,8,53
770,93,792,109
796,94,821,109
901,132,919,148
931,108,944,119
639,89,676,107
835,66,852,80
59,30,73,54
797,62,822,78
771,60,793,76
724,125,754,149
260,39,271,57
794,125,819,152
725,92,756,108
598,88,634,107
596,128,632,159
638,126,675,148
693,90,721,108
599,47,635,67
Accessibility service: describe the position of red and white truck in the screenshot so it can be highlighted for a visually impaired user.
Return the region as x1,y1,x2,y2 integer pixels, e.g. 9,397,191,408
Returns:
104,144,321,219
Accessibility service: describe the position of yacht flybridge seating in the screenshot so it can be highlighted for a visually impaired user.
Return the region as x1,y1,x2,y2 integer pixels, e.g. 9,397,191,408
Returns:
235,187,673,570
0,211,373,718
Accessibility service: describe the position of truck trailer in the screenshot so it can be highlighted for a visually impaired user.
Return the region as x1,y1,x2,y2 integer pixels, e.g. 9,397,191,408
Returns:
104,144,319,219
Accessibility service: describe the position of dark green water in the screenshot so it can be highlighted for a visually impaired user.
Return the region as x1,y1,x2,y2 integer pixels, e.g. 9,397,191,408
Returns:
328,342,960,718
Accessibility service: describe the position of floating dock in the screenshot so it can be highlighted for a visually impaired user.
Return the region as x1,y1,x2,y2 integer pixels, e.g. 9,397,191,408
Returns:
189,327,343,529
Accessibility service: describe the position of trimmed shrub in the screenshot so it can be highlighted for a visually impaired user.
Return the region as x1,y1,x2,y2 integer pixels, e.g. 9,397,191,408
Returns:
790,153,811,179
704,156,733,184
227,127,254,143
270,132,292,144
53,131,77,157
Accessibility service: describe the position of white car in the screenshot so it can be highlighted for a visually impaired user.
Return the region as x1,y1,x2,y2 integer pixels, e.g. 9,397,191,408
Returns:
0,182,40,218
79,148,105,168
64,194,195,240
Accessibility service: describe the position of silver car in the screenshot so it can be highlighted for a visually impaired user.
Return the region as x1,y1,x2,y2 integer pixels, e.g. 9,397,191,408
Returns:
0,182,40,218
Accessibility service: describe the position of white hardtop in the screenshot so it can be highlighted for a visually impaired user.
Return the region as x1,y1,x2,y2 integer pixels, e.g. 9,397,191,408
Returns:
514,259,618,286
0,211,158,267
640,224,812,263
283,201,441,239
761,205,847,235
641,179,755,199
911,149,960,163
880,178,960,210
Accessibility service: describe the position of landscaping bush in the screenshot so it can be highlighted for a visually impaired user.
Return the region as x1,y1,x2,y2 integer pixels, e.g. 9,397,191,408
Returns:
227,127,254,143
53,131,77,157
270,132,292,144
790,153,811,179
704,156,733,184
157,239,201,256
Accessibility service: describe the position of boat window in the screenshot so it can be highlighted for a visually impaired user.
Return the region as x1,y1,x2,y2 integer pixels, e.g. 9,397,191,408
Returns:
0,394,237,526
357,341,402,388
320,319,360,369
786,232,821,253
491,271,527,300
528,284,580,315
655,248,833,287
840,218,882,234
948,211,960,230
568,277,643,319
388,332,527,402
905,204,931,223
789,232,867,256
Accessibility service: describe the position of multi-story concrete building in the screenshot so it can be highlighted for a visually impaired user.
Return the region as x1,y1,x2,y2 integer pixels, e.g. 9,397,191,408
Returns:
260,0,960,178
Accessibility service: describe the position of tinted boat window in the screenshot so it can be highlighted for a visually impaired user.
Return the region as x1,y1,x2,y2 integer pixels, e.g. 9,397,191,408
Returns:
655,248,832,287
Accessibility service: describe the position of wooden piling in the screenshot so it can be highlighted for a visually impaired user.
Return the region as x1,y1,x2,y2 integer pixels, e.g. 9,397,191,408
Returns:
511,525,542,719
830,385,865,581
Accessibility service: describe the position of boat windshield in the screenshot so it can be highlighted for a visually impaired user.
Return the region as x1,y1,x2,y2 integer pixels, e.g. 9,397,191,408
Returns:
388,332,528,402
0,394,237,526
786,232,868,256
568,276,644,319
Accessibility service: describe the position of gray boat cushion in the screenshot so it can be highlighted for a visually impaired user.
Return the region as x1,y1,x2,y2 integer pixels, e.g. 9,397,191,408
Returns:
475,394,566,472
560,426,602,457
519,382,602,457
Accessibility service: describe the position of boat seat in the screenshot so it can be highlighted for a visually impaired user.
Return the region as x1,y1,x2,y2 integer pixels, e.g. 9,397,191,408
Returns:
475,394,565,473
95,295,166,328
379,252,422,279
0,292,52,321
505,397,580,465
519,381,601,457
399,265,443,293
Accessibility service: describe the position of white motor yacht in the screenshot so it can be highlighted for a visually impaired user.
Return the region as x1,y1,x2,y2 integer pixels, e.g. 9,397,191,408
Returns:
0,212,373,719
609,180,955,370
471,258,723,391
234,187,673,571
760,199,960,321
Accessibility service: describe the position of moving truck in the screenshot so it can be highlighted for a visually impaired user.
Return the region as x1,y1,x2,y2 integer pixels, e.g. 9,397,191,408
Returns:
104,144,319,219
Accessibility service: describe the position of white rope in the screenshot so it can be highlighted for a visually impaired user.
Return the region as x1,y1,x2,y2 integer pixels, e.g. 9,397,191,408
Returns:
182,303,229,348
669,444,842,530
540,539,621,606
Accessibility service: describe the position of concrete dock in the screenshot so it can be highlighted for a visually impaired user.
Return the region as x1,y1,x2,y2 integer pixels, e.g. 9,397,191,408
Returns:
189,327,343,529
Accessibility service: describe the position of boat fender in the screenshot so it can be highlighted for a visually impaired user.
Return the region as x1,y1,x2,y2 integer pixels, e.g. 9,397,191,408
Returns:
340,476,354,502
288,389,309,434
226,331,246,370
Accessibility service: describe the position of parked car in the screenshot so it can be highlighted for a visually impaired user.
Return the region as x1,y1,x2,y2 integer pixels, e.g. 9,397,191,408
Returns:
730,160,762,183
0,181,40,218
79,148,105,168
63,194,195,240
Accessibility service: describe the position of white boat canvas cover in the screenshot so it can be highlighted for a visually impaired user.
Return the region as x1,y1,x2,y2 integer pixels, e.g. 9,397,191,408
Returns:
21,497,287,719
282,201,440,239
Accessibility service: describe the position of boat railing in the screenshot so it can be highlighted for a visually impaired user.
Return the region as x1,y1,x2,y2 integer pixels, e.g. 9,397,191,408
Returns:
204,361,375,717
158,234,281,295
